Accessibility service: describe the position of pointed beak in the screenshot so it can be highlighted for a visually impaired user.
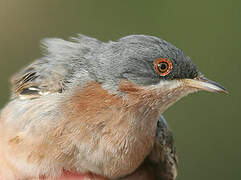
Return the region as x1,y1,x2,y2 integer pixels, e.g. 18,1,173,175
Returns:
182,76,228,94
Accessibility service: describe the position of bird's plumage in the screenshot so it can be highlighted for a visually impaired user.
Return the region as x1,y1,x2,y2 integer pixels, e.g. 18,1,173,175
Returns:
119,115,177,180
12,35,102,98
0,34,225,180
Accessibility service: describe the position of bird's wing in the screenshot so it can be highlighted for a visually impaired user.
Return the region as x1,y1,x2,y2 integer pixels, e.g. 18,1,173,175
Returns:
11,34,102,99
119,115,178,180
148,115,178,180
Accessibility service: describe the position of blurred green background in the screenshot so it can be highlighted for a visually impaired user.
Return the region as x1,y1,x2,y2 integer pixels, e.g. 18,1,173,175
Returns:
0,0,240,179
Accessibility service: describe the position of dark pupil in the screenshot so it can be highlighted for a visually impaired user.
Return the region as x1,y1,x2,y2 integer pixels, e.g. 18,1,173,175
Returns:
158,62,168,72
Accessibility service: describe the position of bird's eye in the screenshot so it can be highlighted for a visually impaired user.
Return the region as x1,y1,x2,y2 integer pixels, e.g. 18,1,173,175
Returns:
153,58,173,76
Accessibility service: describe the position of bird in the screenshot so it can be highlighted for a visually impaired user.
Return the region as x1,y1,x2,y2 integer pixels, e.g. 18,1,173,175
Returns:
0,34,227,180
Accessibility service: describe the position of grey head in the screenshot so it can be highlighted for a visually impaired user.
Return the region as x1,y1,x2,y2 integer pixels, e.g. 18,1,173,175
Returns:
86,35,199,86
84,35,226,95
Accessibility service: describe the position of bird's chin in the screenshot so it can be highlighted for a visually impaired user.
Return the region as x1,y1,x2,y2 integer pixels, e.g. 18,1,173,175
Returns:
149,76,227,114
157,84,199,114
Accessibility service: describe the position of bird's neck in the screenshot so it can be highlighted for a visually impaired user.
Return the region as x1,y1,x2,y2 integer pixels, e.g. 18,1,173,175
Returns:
60,81,161,178
64,80,161,151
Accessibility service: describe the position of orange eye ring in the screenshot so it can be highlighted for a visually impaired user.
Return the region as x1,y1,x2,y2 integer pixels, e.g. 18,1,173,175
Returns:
153,58,173,76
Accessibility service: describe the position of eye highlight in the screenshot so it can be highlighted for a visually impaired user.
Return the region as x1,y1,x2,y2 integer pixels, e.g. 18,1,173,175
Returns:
153,58,173,76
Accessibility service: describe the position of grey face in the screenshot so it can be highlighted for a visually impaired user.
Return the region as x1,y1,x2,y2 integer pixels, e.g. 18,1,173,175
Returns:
92,35,200,86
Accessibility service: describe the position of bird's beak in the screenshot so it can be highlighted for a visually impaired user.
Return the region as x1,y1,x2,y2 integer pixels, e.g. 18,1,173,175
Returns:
181,76,228,94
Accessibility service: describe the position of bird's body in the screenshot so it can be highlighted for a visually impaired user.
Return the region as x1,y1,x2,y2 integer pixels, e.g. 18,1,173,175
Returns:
0,79,175,179
0,35,226,180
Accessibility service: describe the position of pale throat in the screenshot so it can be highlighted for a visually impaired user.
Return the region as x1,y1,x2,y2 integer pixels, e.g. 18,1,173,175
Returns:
143,80,199,114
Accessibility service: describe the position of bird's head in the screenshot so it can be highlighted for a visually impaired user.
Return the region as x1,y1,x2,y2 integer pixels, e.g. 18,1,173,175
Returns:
85,35,227,112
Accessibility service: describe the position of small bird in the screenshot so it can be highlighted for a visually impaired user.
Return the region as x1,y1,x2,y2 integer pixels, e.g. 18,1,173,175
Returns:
0,34,227,180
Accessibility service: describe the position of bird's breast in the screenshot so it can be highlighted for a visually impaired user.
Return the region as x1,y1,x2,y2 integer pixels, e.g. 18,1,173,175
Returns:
59,82,160,178
0,82,161,179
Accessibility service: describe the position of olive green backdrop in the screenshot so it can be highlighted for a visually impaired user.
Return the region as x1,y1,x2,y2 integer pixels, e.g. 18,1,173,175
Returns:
0,0,240,179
